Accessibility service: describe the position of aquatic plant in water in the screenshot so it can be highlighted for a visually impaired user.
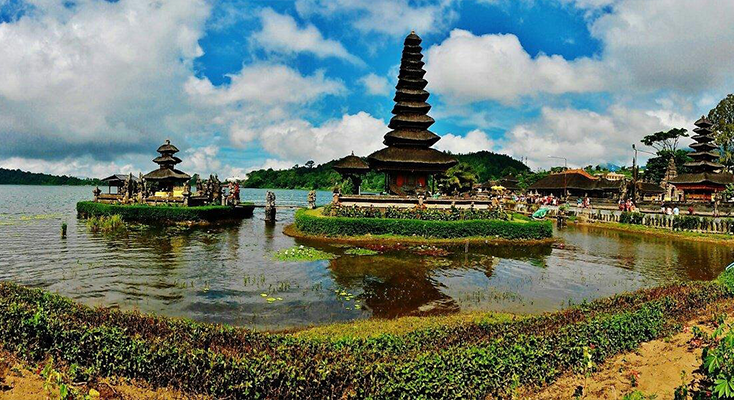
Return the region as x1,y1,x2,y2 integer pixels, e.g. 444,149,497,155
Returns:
86,214,125,233
344,248,379,256
272,245,336,261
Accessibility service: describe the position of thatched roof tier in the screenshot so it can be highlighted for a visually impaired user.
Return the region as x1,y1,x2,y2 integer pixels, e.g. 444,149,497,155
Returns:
388,113,435,130
333,153,370,175
670,172,734,185
143,168,190,181
394,88,429,102
691,134,715,142
690,142,718,151
689,151,721,159
383,129,440,146
399,67,426,79
694,115,714,128
693,126,714,135
157,140,179,154
396,77,428,91
638,182,664,194
392,101,431,115
683,160,724,170
101,174,140,185
153,155,183,164
405,31,421,45
368,147,457,172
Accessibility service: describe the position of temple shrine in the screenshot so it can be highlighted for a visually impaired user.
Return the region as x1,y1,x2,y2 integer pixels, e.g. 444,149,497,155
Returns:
365,31,457,195
670,116,734,201
143,139,191,196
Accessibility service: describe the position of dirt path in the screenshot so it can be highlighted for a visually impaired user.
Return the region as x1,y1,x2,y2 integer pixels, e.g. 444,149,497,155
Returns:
0,352,205,400
526,304,733,400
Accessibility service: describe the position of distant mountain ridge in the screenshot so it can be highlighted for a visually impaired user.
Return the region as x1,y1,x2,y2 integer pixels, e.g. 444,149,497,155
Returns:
0,168,101,186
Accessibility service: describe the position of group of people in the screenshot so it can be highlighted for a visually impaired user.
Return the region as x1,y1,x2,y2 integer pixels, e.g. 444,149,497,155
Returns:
618,199,637,212
659,204,696,216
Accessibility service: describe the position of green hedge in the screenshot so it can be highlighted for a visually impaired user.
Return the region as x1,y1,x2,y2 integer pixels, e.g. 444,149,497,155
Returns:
1,273,732,398
295,208,553,240
76,201,254,223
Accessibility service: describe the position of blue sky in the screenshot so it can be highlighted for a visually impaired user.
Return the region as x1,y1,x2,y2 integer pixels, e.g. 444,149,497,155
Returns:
0,0,733,178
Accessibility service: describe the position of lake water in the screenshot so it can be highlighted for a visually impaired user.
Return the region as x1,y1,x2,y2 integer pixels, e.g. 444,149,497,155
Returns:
0,185,731,330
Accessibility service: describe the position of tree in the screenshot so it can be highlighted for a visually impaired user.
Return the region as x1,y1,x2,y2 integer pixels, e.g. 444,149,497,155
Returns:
642,149,691,184
436,163,478,195
708,94,734,172
304,160,315,169
640,128,688,153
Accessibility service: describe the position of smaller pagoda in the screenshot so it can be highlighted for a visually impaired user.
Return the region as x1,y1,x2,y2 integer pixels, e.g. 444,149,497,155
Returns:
143,139,191,193
670,116,734,201
333,152,370,194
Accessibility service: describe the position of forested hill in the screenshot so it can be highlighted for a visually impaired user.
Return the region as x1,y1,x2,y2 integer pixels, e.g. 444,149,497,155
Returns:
243,151,529,191
0,168,101,186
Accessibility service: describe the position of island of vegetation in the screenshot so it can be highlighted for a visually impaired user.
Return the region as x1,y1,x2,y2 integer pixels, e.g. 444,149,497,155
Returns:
75,140,254,224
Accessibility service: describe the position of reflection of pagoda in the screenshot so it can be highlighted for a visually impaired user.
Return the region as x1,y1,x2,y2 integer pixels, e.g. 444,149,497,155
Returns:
670,116,734,201
143,140,191,192
367,32,457,195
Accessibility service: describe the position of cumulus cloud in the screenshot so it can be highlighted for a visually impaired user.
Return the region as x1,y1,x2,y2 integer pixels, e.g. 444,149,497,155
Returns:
185,64,345,107
295,0,458,36
425,29,604,104
0,0,211,160
232,112,387,164
435,129,495,154
498,105,690,169
589,0,734,93
359,73,392,96
253,8,363,65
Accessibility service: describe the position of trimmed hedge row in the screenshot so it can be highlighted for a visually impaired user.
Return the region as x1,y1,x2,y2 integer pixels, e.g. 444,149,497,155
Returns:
1,271,732,398
76,201,254,223
295,208,553,240
325,204,510,221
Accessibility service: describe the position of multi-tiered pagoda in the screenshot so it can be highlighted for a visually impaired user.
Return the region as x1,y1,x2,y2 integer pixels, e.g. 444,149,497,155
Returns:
143,139,191,193
367,31,457,195
670,116,733,201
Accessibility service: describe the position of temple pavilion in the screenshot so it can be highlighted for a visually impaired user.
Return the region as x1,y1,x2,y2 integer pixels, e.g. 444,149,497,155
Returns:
670,116,734,201
333,152,370,194
143,139,191,195
366,31,457,195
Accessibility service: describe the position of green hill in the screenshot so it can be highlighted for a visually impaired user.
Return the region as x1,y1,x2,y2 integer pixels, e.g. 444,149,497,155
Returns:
0,168,101,186
242,151,529,191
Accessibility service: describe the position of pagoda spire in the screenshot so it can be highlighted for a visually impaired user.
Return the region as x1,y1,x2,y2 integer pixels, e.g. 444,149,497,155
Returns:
685,115,722,173
383,31,440,147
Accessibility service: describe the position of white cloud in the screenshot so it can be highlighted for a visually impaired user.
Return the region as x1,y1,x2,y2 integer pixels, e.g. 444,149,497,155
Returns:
295,0,459,36
0,156,138,179
588,0,734,93
185,64,345,107
435,129,495,154
425,29,604,104
232,112,387,165
498,105,690,169
359,73,391,96
253,8,363,65
0,0,211,160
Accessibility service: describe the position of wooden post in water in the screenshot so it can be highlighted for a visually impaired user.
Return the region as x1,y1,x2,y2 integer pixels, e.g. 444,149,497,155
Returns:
265,191,276,222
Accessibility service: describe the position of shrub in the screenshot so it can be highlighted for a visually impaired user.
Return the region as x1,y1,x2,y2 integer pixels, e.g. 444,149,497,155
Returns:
295,209,552,240
620,211,644,225
325,204,510,221
76,201,253,223
0,278,730,399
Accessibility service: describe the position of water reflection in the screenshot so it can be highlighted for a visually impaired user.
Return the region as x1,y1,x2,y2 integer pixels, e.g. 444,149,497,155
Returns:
0,185,732,330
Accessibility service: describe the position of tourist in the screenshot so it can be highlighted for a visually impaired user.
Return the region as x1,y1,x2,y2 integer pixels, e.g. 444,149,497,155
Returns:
688,205,694,215
673,206,680,216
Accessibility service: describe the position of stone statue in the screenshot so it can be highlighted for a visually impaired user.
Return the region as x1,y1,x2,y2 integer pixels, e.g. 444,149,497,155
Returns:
332,187,341,206
265,191,276,222
307,190,316,209
93,186,101,202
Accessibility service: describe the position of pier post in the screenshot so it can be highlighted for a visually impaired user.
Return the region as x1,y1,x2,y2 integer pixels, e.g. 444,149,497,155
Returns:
265,191,276,222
